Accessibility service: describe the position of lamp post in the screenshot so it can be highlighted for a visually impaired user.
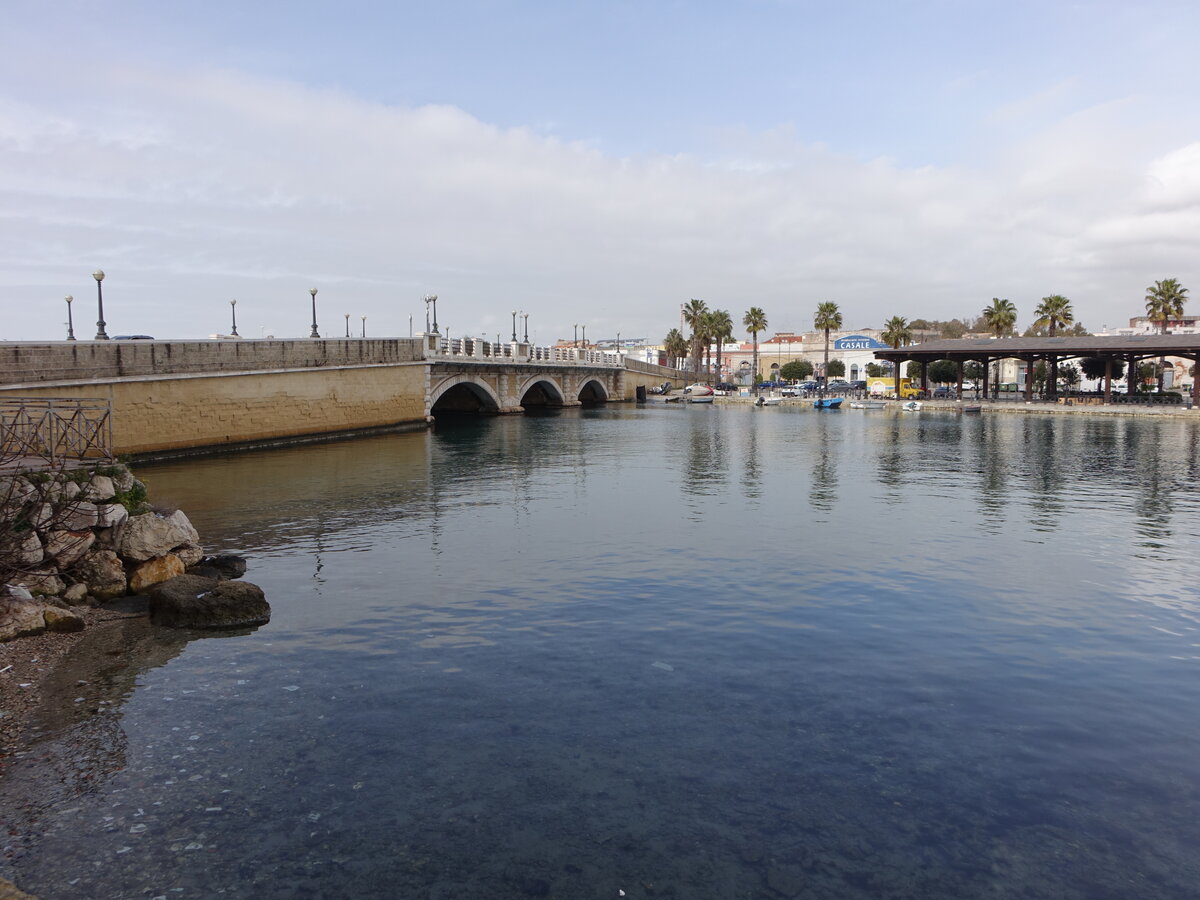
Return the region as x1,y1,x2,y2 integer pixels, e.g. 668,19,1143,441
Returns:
309,288,320,338
361,315,366,338
425,294,439,333
92,270,109,340
344,313,350,337
573,324,578,347
522,313,529,343
511,310,517,342
64,295,75,341
230,299,239,337
582,324,587,347
616,331,620,354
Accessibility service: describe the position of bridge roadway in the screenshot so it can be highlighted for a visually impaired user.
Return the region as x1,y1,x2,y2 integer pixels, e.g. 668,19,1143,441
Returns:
0,335,685,457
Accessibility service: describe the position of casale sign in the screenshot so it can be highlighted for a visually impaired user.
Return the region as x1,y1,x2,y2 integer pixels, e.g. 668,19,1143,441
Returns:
834,334,887,350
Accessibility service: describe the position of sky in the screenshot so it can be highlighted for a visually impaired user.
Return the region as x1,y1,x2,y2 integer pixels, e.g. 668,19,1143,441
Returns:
3,0,1199,344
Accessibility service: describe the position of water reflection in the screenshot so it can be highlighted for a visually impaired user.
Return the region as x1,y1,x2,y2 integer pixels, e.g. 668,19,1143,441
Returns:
13,407,1200,899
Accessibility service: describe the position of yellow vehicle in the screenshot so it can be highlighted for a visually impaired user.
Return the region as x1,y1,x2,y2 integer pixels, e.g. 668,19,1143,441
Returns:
867,377,922,399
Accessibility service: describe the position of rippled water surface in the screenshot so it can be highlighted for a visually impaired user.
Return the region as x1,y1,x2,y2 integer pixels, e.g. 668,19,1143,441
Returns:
6,405,1200,898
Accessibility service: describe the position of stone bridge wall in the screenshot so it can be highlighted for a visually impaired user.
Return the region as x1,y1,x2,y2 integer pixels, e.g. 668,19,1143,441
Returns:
0,339,423,386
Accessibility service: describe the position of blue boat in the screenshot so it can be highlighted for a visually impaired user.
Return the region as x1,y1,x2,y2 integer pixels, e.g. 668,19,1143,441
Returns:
813,397,843,409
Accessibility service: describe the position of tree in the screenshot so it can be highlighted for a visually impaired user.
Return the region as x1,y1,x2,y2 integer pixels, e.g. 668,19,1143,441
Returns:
780,359,813,381
663,328,688,369
826,359,846,378
982,298,1017,396
941,319,969,339
682,298,708,383
1080,356,1124,385
963,361,984,389
928,359,958,384
1060,363,1081,393
709,309,733,384
1145,278,1189,390
865,362,889,378
743,307,768,396
814,301,843,391
1033,295,1074,396
881,315,913,350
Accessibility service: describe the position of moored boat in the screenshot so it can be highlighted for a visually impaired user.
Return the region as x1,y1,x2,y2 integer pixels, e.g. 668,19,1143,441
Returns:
813,397,844,409
901,400,922,412
849,400,886,409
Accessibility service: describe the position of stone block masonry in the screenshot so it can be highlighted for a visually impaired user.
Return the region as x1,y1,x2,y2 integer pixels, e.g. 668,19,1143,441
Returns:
0,338,423,385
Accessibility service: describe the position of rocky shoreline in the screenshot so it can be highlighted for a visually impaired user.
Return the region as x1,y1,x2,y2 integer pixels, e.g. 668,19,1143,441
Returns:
0,462,269,763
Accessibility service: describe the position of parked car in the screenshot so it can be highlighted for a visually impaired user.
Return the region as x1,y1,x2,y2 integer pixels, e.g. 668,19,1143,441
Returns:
933,386,956,399
826,380,852,392
715,382,738,392
798,381,820,391
848,380,867,391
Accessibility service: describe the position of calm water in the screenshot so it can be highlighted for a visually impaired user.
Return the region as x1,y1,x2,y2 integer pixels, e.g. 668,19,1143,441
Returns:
5,405,1200,898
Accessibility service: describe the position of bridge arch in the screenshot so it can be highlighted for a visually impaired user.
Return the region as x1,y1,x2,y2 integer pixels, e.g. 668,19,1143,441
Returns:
430,375,502,416
517,375,567,410
577,378,609,405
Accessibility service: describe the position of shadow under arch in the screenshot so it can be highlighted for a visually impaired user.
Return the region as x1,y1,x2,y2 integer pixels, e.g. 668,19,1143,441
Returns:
517,376,567,410
430,376,502,417
577,378,609,406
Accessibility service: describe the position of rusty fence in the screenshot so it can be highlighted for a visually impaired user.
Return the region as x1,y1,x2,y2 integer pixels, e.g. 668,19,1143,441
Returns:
0,398,114,468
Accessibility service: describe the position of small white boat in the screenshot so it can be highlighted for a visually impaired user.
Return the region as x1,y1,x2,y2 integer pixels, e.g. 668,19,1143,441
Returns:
754,396,781,407
901,400,922,412
850,400,886,409
685,383,714,396
686,394,714,404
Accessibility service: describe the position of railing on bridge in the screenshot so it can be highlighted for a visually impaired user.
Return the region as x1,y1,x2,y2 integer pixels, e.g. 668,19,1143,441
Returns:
422,334,622,368
1,398,114,470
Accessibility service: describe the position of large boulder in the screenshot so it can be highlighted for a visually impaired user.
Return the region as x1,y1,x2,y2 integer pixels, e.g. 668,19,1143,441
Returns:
9,532,45,568
187,554,248,580
44,528,96,567
173,541,205,567
116,510,200,562
71,548,127,600
18,566,66,597
43,607,85,632
52,500,100,531
95,502,129,529
62,583,89,605
147,576,269,629
112,467,136,493
81,474,116,502
129,554,185,593
0,591,47,641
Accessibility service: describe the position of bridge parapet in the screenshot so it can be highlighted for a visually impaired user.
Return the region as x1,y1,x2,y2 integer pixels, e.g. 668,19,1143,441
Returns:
421,333,621,368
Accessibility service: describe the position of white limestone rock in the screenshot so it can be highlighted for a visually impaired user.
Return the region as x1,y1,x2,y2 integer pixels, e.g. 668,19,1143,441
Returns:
116,510,200,562
71,549,127,600
44,528,96,567
95,502,129,529
81,474,116,502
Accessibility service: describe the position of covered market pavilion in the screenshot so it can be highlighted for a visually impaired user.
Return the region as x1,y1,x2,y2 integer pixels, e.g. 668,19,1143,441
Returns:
873,334,1200,405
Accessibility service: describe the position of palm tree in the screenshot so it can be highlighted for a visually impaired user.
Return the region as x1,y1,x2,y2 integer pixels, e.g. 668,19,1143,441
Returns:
1145,278,1189,391
743,307,768,392
813,301,843,391
709,309,733,385
982,298,1017,397
1034,295,1074,397
663,328,688,370
881,315,913,350
682,298,708,383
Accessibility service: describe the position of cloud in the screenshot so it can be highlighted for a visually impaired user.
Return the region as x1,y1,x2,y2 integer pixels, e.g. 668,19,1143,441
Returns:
1,58,1198,343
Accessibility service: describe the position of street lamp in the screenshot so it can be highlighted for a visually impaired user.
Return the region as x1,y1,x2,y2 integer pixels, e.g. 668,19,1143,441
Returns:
573,324,578,347
425,294,439,333
230,299,239,337
92,270,109,340
511,310,517,342
309,288,320,338
64,295,75,341
522,313,529,343
344,313,350,337
361,315,366,338
581,324,587,347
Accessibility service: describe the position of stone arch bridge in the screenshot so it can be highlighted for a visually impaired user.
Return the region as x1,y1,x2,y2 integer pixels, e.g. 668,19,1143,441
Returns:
0,336,686,457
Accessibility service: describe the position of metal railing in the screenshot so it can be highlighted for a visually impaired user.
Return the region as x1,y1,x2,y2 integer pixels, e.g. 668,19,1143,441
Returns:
0,398,113,466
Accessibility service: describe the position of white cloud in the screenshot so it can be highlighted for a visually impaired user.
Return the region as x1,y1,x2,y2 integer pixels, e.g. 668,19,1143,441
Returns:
1,59,1198,343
